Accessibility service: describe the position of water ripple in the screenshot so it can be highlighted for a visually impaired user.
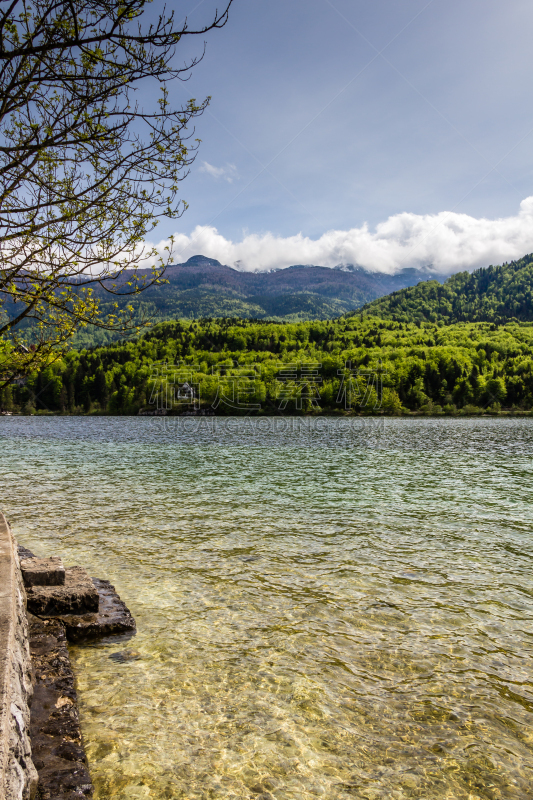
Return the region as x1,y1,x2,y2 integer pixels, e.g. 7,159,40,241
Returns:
1,417,532,799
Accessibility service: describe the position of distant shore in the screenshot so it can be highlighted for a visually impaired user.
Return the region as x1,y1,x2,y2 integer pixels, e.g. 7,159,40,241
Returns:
2,408,532,419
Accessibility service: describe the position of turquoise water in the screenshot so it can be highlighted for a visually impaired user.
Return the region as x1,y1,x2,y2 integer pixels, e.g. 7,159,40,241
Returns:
1,416,532,799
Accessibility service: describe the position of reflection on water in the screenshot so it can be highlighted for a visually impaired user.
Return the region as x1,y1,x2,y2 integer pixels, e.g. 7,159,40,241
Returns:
1,416,533,799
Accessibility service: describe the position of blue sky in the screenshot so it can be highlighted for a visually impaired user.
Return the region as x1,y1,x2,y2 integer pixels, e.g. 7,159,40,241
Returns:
147,0,533,272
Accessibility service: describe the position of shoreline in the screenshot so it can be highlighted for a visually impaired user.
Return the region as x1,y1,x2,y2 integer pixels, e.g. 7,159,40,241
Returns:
1,408,532,418
0,514,136,799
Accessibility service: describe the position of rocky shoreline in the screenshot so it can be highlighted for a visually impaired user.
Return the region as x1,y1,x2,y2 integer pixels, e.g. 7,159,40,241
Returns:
28,616,93,800
21,544,137,799
0,514,136,800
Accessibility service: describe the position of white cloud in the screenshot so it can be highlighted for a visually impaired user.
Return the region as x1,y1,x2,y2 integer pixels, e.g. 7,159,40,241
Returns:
144,197,533,274
199,161,238,183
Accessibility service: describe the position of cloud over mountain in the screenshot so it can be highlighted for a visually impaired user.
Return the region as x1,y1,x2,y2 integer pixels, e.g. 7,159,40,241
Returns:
145,197,533,274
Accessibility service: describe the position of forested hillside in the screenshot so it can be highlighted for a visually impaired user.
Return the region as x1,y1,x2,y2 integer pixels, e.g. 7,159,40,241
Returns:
3,316,533,416
360,254,533,323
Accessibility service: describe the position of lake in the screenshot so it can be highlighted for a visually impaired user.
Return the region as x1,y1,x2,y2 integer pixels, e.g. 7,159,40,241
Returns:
1,416,532,799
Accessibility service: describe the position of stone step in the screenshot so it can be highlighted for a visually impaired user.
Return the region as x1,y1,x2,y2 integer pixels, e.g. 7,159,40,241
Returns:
17,542,136,641
20,556,66,587
54,578,137,642
26,566,99,616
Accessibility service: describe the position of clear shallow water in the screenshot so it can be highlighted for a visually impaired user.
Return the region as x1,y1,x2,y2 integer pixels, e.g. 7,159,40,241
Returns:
1,416,533,800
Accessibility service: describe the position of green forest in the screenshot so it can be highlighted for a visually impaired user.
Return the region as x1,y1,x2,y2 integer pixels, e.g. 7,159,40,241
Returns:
70,292,351,350
3,315,533,416
362,253,533,323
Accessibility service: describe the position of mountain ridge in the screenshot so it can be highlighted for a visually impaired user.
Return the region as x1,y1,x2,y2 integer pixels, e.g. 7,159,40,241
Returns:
129,255,444,304
74,255,446,346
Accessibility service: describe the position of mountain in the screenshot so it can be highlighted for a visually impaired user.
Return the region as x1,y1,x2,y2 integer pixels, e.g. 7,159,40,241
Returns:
74,256,444,346
358,253,533,324
141,256,441,308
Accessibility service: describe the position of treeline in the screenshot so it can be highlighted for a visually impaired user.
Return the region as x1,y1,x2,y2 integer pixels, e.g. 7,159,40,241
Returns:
361,253,533,324
3,316,533,415
70,292,349,350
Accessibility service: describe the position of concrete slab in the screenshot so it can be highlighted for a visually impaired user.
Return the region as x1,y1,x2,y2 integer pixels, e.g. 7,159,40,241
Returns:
0,513,39,800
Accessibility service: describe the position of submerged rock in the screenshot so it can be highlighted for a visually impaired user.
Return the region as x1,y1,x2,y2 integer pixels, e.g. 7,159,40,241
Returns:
108,649,142,663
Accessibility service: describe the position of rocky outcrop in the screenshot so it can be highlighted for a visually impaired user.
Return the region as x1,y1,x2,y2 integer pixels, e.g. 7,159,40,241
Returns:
0,513,39,800
28,617,93,800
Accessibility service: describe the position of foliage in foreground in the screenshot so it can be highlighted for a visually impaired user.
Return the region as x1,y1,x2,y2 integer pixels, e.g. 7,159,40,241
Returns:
3,316,533,416
0,0,231,385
